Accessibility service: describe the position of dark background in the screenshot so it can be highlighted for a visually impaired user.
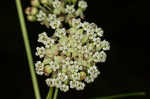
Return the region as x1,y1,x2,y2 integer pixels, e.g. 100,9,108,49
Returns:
4,0,150,99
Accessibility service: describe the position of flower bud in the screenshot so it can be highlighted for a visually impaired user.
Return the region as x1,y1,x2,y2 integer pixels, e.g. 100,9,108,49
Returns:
27,15,36,22
25,7,38,15
44,65,52,75
31,7,38,15
25,7,31,15
40,0,49,5
80,72,86,80
78,0,88,10
31,0,40,7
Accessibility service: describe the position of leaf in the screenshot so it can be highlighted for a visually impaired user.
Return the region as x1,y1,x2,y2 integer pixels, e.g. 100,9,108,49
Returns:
92,92,145,99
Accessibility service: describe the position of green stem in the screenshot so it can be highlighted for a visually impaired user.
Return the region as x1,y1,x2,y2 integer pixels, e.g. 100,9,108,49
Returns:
15,0,41,99
46,87,54,99
93,92,145,99
39,5,49,13
53,88,59,99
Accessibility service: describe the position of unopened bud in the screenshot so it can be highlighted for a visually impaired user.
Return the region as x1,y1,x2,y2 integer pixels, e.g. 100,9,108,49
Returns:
40,0,49,5
80,72,86,80
44,65,52,75
25,7,38,15
31,0,40,7
27,15,36,22
25,7,31,15
31,7,38,15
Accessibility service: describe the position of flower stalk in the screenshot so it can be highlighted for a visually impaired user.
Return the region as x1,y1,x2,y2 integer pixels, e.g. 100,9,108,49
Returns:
53,88,59,99
15,0,41,99
46,87,54,99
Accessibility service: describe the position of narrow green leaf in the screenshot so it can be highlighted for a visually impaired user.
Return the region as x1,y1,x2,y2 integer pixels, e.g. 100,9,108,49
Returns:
92,92,145,99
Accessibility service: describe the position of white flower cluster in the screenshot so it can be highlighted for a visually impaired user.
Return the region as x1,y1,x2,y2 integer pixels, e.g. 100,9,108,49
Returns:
26,0,88,26
25,0,110,92
35,18,110,92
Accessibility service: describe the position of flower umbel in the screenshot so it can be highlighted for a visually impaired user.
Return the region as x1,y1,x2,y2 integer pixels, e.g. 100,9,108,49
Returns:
25,0,110,92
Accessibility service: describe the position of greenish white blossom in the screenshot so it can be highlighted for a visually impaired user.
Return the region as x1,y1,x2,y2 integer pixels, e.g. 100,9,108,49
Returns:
25,0,110,92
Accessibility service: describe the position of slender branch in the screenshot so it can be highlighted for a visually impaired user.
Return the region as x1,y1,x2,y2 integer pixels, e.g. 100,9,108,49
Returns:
39,5,50,13
46,87,54,99
92,92,145,99
53,88,59,99
15,0,41,99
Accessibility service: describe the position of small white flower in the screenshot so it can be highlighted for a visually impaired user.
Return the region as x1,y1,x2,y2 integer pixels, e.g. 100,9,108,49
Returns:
46,78,50,86
88,23,96,33
90,23,97,30
53,64,60,71
55,28,66,37
71,73,80,80
82,21,90,31
73,61,78,65
60,84,69,92
91,70,100,79
35,61,44,75
49,62,59,71
88,66,98,74
45,38,55,48
66,57,70,61
54,78,62,88
65,5,75,14
46,78,55,87
78,0,88,9
79,66,83,70
36,10,47,21
93,52,99,58
70,80,77,88
57,73,68,82
101,40,110,51
70,61,74,65
85,76,94,83
99,51,107,62
50,20,61,29
76,81,85,90
72,18,82,28
52,0,61,8
73,65,80,73
38,32,49,45
47,14,56,21
35,47,45,58
96,27,104,37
